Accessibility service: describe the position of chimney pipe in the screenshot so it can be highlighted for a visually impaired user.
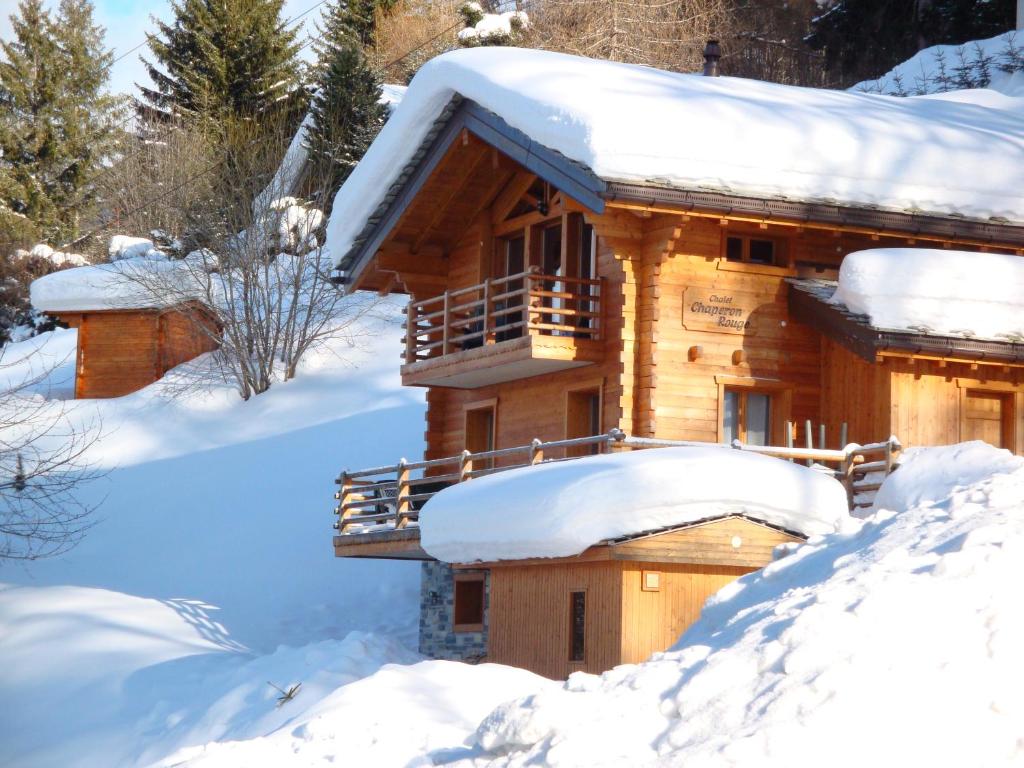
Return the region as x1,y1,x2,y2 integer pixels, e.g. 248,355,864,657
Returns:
1018,0,1024,30
703,40,721,77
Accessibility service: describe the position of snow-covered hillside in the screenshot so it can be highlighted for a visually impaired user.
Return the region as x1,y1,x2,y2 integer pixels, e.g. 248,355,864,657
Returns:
0,303,429,766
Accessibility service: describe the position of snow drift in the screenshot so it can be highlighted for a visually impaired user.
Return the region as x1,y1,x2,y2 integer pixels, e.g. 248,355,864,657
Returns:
327,47,1024,267
831,248,1024,341
459,442,1024,766
419,447,851,562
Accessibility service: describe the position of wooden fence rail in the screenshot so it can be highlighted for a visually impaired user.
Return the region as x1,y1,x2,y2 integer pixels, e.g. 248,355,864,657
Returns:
333,431,903,534
403,267,603,364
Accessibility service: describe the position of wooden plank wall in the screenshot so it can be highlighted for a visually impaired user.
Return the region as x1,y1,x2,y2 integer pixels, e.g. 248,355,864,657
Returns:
487,560,624,679
75,311,160,399
819,338,892,446
619,561,750,666
158,308,219,376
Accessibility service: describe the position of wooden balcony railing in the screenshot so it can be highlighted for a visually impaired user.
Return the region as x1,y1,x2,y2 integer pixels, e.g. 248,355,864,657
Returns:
404,268,603,364
333,431,902,535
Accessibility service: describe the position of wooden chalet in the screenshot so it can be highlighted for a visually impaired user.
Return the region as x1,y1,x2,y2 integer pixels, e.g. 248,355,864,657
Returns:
48,303,218,399
327,49,1024,678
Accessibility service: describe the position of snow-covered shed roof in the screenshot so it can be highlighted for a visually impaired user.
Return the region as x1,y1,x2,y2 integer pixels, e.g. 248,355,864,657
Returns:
30,258,205,313
789,247,1024,363
418,447,851,563
327,47,1024,277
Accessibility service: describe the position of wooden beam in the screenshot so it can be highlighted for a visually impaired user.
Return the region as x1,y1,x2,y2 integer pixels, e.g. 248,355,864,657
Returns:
491,171,538,225
412,141,491,252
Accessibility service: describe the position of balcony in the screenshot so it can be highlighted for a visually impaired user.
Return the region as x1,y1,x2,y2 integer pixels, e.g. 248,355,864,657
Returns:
332,432,903,560
401,268,604,388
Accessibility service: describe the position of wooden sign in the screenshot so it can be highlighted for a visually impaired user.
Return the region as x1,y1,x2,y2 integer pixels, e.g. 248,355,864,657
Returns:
682,287,766,335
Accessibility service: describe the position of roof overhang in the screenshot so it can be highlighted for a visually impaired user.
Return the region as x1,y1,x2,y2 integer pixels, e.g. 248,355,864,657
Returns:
604,183,1024,248
788,279,1024,366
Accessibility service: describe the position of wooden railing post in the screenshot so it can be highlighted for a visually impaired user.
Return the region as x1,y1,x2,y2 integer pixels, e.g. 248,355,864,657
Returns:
483,278,493,345
442,291,451,356
335,472,354,532
395,459,411,529
459,449,473,483
530,438,544,465
404,305,415,364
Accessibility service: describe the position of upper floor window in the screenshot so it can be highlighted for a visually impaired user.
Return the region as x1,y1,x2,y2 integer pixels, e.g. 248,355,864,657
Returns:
724,234,786,267
723,388,772,446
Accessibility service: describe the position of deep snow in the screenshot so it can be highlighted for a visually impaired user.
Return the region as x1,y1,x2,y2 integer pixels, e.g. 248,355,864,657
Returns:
830,248,1024,341
420,447,851,562
0,303,427,766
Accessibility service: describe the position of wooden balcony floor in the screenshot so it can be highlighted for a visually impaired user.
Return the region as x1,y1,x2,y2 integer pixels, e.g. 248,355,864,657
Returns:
333,526,431,560
401,334,603,388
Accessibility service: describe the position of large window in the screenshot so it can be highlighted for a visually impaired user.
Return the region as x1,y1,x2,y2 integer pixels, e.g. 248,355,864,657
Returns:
723,388,772,446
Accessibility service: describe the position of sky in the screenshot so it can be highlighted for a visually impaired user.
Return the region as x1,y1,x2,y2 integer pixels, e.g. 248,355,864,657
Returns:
0,0,327,97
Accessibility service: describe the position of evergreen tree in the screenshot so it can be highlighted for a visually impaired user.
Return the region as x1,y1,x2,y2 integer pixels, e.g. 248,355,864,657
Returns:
306,6,387,213
808,0,1016,86
138,0,304,125
0,0,64,238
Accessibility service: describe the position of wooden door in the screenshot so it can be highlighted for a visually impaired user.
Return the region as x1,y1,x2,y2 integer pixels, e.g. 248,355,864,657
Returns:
961,390,1012,448
465,402,496,469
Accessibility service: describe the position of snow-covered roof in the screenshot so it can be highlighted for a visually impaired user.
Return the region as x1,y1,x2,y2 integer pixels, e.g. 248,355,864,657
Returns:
30,257,205,313
419,446,851,563
830,248,1024,343
326,47,1024,269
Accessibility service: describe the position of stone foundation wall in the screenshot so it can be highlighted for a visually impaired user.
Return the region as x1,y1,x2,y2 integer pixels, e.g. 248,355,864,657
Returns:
418,561,488,661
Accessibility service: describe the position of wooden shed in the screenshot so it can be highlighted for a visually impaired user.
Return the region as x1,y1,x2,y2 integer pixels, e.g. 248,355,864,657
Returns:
470,515,802,679
54,303,218,399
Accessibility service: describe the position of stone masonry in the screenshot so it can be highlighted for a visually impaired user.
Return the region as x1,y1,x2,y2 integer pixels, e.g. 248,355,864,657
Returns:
418,561,488,661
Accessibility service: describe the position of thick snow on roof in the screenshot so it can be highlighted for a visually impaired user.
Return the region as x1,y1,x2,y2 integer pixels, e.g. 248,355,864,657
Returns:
830,248,1024,342
326,47,1024,267
419,446,851,563
30,257,204,313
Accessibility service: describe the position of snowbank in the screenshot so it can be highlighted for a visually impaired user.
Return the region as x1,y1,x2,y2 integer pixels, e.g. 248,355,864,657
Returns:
29,256,207,313
460,444,1024,766
108,234,162,261
458,6,529,44
18,243,90,267
156,660,550,767
420,447,851,562
327,47,1024,267
854,31,1024,97
830,248,1024,341
873,441,1024,512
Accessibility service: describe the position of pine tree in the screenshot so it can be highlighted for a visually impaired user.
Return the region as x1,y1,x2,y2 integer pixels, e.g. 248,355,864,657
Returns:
0,0,118,244
305,5,387,214
0,0,64,238
807,0,1016,86
137,0,304,125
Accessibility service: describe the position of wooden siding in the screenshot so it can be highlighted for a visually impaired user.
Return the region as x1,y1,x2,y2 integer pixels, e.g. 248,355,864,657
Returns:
487,560,624,680
60,306,218,399
619,561,750,666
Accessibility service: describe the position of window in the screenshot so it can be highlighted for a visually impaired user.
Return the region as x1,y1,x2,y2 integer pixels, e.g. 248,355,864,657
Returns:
566,387,602,456
724,234,784,266
453,573,485,632
495,237,526,342
724,388,772,446
569,590,586,662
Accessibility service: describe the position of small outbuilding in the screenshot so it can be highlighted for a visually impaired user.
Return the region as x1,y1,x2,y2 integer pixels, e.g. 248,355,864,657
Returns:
30,259,219,399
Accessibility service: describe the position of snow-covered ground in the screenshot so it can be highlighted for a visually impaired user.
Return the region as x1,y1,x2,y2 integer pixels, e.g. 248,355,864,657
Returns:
0,303,429,766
